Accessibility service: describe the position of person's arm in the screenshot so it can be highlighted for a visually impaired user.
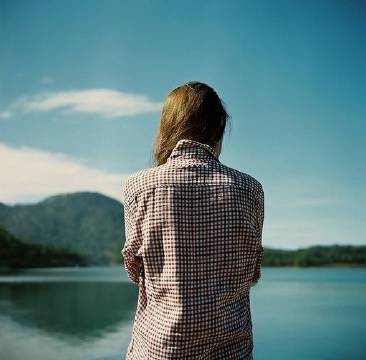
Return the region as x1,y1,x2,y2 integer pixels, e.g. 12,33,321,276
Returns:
121,187,144,285
251,184,265,286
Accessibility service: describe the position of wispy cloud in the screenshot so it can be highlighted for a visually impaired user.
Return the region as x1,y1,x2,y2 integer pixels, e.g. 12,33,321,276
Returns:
259,174,357,249
0,111,12,120
263,173,341,209
39,75,54,85
0,142,131,204
0,88,163,120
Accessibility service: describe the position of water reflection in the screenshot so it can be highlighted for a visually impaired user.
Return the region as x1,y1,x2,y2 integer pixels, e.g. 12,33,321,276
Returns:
0,266,137,359
0,314,132,360
0,281,138,338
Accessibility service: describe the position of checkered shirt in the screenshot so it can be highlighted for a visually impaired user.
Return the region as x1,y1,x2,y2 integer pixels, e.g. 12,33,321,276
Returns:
121,138,265,359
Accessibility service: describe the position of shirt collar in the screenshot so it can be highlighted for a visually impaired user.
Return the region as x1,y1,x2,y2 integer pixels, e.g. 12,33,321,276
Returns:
167,138,219,162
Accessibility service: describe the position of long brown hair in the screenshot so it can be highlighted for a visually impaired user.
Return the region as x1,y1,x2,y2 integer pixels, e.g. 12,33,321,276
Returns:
152,81,231,166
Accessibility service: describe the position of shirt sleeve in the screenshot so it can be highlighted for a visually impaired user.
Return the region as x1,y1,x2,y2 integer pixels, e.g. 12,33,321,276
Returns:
252,184,265,285
121,191,144,285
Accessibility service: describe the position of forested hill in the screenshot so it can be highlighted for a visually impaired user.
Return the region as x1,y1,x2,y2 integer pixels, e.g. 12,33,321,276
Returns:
0,192,124,265
0,226,86,269
263,245,366,267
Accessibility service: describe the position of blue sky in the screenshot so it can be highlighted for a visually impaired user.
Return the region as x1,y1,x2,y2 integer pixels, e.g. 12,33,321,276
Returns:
0,0,365,249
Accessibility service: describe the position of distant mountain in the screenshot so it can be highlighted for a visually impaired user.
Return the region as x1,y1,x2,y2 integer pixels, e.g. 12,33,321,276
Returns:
0,226,86,269
0,192,124,265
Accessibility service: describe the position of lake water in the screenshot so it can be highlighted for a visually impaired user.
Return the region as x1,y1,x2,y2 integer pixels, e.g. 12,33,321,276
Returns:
0,266,365,360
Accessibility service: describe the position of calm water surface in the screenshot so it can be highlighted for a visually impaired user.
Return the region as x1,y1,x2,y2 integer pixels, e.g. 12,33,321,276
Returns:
0,266,365,360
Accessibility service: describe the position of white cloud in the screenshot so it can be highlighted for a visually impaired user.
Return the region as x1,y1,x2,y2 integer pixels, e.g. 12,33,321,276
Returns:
39,76,54,85
0,142,130,204
1,88,163,119
0,110,12,120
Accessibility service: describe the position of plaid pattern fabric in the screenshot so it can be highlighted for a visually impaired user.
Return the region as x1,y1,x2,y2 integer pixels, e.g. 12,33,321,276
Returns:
121,139,265,359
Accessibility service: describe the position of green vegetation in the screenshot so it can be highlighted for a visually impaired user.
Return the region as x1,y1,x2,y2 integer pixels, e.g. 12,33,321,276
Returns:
0,226,86,269
0,192,124,265
262,245,366,267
